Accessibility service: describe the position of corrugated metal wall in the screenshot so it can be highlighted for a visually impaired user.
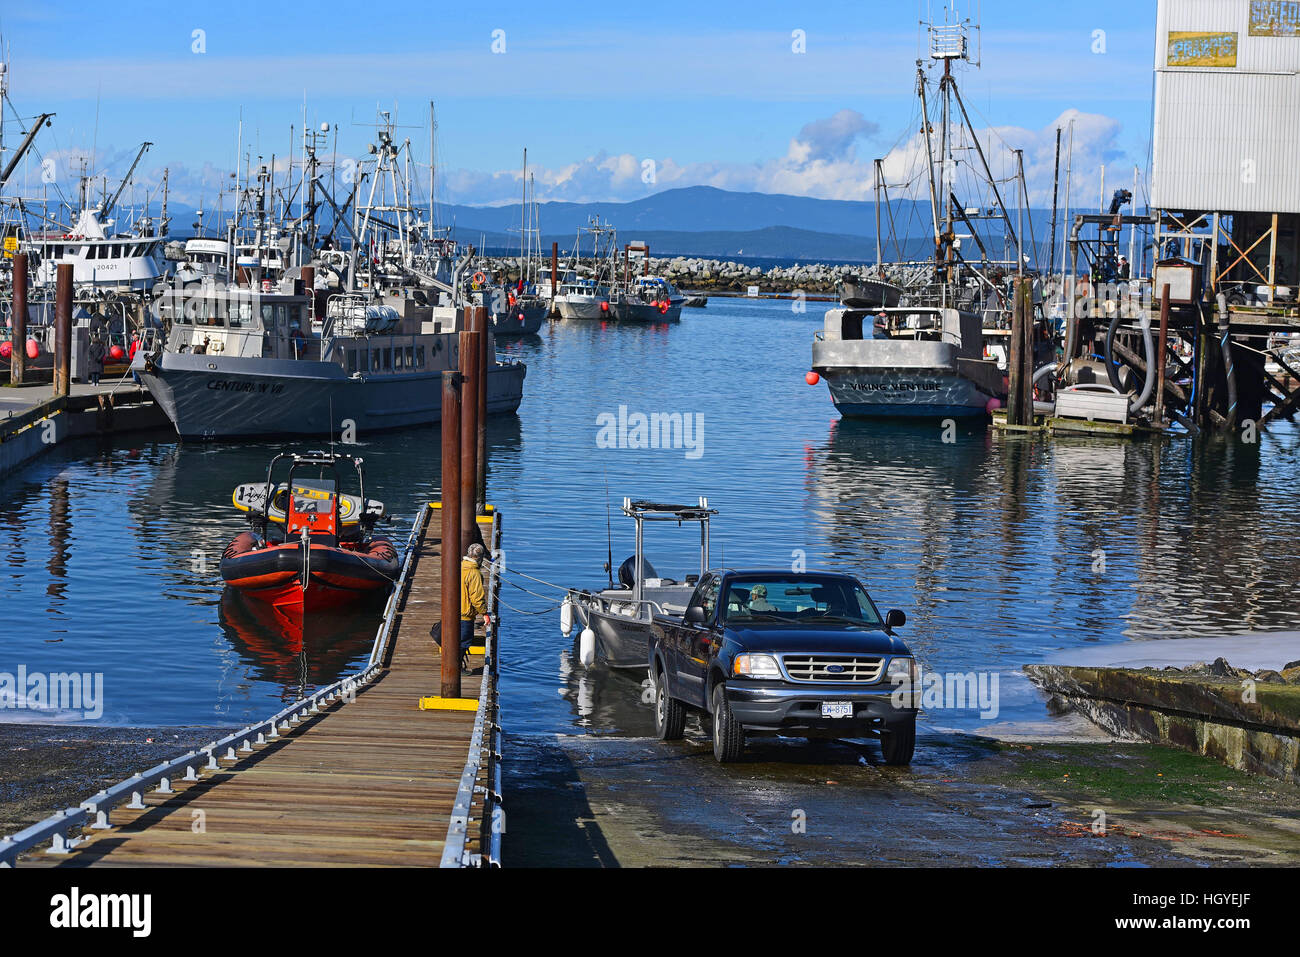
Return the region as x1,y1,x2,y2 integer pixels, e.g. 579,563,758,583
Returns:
1153,0,1300,213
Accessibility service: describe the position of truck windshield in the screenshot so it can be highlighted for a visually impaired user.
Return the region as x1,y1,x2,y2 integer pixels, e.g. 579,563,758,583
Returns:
720,576,883,626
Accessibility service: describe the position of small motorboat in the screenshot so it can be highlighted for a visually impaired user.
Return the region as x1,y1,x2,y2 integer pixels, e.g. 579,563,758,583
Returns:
563,498,717,670
220,451,399,612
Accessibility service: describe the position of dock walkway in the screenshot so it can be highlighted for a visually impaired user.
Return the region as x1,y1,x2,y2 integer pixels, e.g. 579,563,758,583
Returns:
1,504,502,868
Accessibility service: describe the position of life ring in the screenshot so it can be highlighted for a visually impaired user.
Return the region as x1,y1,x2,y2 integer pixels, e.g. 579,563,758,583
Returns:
473,271,487,285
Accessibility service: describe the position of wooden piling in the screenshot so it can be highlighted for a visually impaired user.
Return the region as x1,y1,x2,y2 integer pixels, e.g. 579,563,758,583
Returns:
1154,284,1170,427
10,252,26,385
1008,277,1034,426
475,306,488,512
440,370,463,699
459,328,480,554
54,263,73,397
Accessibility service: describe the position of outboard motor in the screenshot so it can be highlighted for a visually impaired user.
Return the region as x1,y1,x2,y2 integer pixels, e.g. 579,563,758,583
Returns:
617,555,658,588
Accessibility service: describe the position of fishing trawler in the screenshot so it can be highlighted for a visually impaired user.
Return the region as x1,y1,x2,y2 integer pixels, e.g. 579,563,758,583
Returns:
136,282,525,437
811,11,1027,419
612,274,684,323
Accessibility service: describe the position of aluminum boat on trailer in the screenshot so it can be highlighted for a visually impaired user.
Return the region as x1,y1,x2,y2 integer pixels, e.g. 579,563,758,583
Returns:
563,498,716,670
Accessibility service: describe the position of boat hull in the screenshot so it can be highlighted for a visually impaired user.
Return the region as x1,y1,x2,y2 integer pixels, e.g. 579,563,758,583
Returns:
574,602,653,670
138,352,525,438
813,331,1003,419
220,532,398,611
821,368,995,418
613,300,682,323
493,301,547,336
556,297,610,320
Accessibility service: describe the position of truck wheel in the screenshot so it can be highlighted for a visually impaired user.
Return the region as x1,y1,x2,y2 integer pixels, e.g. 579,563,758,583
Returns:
654,667,686,740
711,683,745,763
881,714,916,766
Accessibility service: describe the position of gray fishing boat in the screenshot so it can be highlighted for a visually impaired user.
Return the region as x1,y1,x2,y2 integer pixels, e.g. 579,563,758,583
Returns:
134,286,525,438
563,498,716,670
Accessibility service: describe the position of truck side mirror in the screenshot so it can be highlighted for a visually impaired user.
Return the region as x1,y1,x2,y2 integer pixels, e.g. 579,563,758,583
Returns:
885,609,906,629
685,605,706,624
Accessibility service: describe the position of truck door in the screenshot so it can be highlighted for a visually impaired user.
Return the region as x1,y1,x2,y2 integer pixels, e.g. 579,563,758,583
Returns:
676,575,719,709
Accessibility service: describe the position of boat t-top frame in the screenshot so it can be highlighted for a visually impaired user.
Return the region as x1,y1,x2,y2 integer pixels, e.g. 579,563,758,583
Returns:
621,497,717,613
253,451,375,541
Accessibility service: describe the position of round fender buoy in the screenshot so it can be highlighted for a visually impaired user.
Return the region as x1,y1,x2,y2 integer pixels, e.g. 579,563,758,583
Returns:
599,301,609,312
0,341,10,360
109,344,125,360
517,313,525,323
579,627,596,668
805,371,820,385
560,598,574,637
26,339,40,359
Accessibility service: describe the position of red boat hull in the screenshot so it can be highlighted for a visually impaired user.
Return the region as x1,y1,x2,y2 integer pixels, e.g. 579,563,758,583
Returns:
220,532,398,612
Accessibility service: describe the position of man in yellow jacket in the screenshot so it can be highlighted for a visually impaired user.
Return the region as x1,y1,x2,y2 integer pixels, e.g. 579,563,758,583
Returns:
459,543,488,672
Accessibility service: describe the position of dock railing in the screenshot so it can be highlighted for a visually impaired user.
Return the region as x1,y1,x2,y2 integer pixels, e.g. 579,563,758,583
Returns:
0,503,429,868
440,508,503,868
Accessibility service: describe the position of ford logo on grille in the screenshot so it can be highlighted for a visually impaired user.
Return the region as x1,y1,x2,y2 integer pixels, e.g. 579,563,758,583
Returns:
826,664,845,673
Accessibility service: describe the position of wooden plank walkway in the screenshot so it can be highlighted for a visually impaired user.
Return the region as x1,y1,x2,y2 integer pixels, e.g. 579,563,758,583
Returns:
23,506,494,868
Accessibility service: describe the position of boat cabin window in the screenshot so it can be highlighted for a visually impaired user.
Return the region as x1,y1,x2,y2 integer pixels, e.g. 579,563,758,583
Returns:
371,348,382,373
416,345,426,369
841,314,866,340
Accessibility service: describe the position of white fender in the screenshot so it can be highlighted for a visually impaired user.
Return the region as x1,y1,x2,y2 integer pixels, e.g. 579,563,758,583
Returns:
560,597,574,637
578,627,596,668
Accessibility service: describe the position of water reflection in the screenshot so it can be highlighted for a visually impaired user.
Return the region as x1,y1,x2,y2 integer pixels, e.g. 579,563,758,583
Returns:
218,589,380,702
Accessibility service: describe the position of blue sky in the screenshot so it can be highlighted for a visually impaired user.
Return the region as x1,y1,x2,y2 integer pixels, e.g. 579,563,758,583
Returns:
0,0,1159,209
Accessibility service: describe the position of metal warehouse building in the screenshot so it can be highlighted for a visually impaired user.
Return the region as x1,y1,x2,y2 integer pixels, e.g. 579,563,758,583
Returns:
1153,0,1300,297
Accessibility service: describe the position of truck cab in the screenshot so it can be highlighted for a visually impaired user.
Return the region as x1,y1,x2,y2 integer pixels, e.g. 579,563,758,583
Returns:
648,569,918,764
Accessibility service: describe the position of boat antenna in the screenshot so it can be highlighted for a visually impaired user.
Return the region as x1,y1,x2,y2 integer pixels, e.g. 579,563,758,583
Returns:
603,470,614,587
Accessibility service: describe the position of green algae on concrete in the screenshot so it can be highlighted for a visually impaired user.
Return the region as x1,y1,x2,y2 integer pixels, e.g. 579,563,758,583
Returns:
1026,664,1300,784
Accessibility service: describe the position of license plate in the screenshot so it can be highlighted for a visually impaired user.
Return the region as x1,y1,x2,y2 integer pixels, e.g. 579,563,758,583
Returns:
821,701,853,719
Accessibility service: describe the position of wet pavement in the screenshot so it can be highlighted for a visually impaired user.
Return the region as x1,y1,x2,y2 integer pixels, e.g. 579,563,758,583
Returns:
504,725,1300,867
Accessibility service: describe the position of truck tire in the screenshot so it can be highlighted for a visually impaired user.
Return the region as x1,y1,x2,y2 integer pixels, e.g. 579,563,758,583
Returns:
881,714,916,766
654,666,686,740
711,683,745,763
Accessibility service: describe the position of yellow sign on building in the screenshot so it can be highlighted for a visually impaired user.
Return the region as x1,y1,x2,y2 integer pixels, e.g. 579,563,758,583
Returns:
2,236,17,259
1250,1,1300,36
1167,31,1238,67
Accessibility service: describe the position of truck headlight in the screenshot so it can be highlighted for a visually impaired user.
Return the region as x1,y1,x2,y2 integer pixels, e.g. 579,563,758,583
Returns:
733,653,782,679
885,656,917,685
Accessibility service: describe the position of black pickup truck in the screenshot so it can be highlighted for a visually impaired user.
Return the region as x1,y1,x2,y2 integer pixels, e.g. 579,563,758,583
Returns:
648,569,918,763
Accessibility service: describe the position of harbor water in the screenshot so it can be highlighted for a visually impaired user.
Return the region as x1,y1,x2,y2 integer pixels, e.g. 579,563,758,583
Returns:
2,297,1299,735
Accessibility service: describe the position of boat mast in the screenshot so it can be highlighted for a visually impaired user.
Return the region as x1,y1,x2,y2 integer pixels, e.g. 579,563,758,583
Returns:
873,158,882,271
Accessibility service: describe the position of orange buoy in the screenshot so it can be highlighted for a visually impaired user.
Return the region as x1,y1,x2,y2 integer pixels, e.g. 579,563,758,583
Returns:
599,301,609,312
805,371,820,385
0,341,11,359
26,340,40,359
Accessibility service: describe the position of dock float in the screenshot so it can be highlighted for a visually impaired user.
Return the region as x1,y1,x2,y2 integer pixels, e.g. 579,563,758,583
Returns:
0,502,503,869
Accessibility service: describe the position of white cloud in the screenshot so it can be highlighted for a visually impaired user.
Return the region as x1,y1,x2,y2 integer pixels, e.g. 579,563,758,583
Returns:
441,107,1139,208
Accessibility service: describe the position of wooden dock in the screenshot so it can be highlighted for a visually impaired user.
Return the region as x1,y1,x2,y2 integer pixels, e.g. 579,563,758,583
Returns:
5,504,502,868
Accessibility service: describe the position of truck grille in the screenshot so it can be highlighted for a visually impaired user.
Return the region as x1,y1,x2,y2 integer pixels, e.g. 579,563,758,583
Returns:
782,655,885,683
